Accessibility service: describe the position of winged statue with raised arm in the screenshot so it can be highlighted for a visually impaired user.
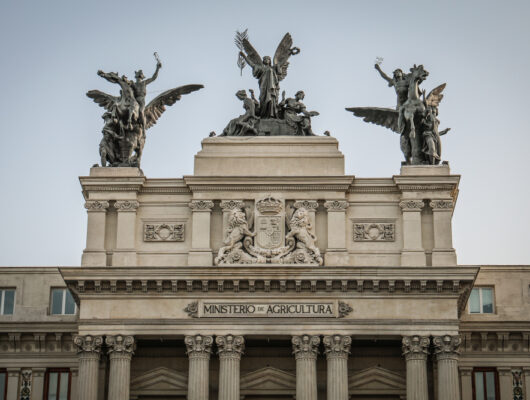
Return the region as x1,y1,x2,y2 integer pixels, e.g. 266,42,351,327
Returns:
346,63,451,165
87,54,203,168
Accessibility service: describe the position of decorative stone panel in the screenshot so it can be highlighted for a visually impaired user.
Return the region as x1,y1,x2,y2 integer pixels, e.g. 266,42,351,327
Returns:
19,369,32,400
144,223,185,241
353,222,395,242
84,200,110,211
114,200,139,212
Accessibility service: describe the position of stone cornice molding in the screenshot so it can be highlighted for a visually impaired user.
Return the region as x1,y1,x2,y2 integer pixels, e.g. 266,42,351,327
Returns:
216,334,245,358
429,199,454,211
324,200,349,212
399,200,425,211
402,335,430,361
323,335,351,359
188,200,214,212
84,201,110,212
292,334,320,360
106,335,135,356
220,200,245,211
185,335,213,358
433,335,461,360
114,200,139,212
293,200,319,211
73,334,103,354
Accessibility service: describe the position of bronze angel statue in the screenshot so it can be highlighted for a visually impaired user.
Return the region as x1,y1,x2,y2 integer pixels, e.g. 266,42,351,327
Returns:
87,55,203,167
238,32,300,119
346,64,450,165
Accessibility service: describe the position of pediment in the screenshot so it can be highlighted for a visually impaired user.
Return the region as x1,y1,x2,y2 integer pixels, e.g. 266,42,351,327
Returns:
131,367,187,394
241,366,296,391
349,366,406,394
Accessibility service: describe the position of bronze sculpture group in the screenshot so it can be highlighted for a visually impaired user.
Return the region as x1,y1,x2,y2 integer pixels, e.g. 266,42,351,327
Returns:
87,32,453,167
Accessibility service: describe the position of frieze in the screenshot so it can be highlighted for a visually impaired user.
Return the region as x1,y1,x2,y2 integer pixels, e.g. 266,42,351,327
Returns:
353,222,395,242
144,223,185,242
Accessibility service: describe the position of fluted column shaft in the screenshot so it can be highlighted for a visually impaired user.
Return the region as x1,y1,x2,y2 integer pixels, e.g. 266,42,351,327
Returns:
74,335,103,400
324,335,351,400
292,335,320,400
185,335,213,400
216,335,245,400
434,335,461,400
106,335,135,400
402,336,429,400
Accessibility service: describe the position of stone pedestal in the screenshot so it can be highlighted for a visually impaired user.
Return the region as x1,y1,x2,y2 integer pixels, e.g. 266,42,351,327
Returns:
399,200,426,266
106,335,135,400
292,335,320,400
324,200,349,265
185,335,213,400
430,199,457,266
82,201,109,266
112,200,139,266
188,201,214,266
402,336,429,400
323,335,351,400
216,335,245,400
194,136,345,177
433,335,461,400
73,335,103,400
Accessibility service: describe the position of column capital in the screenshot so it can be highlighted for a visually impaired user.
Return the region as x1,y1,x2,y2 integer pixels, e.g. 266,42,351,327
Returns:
399,200,425,211
292,335,320,360
324,200,349,212
402,335,430,360
459,366,473,376
323,335,351,359
189,200,214,212
185,335,213,359
74,335,103,355
216,334,245,359
433,335,461,360
294,200,319,211
497,367,512,376
106,335,135,358
429,199,454,211
220,200,245,211
84,200,110,212
32,368,47,377
114,200,139,212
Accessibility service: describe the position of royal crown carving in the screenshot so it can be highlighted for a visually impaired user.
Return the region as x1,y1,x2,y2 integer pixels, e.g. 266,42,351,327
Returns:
256,196,283,214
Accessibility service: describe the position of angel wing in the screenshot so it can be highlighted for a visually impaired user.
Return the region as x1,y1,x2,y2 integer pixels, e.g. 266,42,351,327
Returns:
274,33,293,82
144,84,204,130
86,90,118,111
242,38,263,66
345,107,400,133
425,83,446,108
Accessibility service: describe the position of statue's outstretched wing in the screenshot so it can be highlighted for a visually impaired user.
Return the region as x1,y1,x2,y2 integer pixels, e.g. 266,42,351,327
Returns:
425,83,446,108
345,107,400,133
86,90,118,111
274,33,293,81
144,84,204,130
242,39,263,66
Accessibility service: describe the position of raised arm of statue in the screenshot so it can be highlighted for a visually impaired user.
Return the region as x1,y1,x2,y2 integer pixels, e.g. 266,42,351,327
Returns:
374,64,394,87
239,51,255,68
145,62,162,85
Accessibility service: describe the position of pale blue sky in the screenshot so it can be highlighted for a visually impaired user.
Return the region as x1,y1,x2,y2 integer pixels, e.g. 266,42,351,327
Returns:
0,0,528,265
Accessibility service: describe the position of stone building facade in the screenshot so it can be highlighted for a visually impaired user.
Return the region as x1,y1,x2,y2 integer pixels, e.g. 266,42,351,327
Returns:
0,136,529,400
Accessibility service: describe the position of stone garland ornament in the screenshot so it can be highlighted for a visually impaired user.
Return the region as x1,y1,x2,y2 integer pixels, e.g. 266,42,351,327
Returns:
87,53,203,168
347,63,451,165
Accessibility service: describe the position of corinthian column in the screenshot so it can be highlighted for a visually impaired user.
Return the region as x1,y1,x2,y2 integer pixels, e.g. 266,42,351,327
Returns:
433,335,461,400
292,335,320,400
323,335,351,400
402,336,429,400
73,335,103,400
185,335,213,400
106,335,135,400
216,335,245,400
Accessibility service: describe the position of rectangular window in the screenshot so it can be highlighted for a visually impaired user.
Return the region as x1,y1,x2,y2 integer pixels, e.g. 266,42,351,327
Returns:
473,368,499,400
45,370,70,400
0,369,7,400
469,287,495,314
50,289,76,315
0,289,15,315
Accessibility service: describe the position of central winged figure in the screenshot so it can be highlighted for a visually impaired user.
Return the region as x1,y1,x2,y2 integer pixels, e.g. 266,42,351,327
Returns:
239,33,299,119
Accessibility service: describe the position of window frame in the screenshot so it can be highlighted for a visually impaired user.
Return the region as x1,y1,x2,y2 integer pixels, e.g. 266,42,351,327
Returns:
469,287,495,314
0,368,7,400
43,368,71,400
49,288,77,316
472,367,500,400
0,288,15,315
